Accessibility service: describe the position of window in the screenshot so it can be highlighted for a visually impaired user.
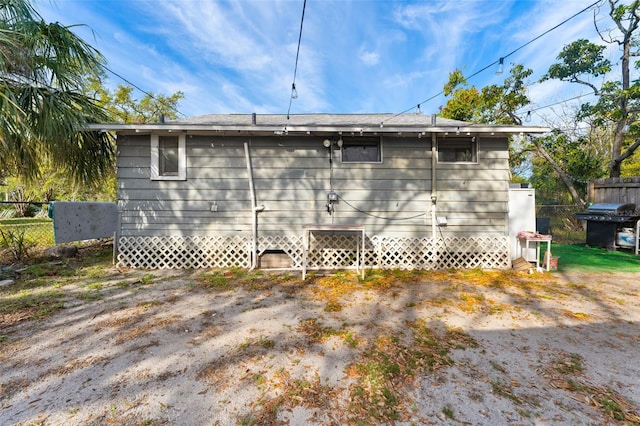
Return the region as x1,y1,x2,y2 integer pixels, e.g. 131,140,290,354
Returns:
151,134,186,180
438,136,477,163
341,137,382,163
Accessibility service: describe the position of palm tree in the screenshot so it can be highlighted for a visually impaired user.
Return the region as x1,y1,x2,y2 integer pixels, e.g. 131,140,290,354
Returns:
0,0,112,184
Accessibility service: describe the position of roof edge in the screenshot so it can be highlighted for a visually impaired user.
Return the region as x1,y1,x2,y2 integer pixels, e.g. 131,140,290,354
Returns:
88,123,550,134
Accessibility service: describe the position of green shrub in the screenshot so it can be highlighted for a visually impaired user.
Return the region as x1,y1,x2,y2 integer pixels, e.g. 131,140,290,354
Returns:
0,228,36,261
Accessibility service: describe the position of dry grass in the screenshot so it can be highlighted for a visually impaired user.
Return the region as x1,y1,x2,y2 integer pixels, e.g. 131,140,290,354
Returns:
542,351,640,424
4,249,640,425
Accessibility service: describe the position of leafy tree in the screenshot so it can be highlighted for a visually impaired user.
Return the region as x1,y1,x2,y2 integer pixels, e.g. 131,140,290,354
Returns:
1,73,184,206
440,65,532,125
0,0,113,184
529,130,608,205
0,0,183,205
86,71,184,123
439,64,536,173
541,0,640,177
439,65,599,208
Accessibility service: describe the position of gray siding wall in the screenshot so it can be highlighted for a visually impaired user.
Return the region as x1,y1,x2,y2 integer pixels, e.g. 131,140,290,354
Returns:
117,134,509,238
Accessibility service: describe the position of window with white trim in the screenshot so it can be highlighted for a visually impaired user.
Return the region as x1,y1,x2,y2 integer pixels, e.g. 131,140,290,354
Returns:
437,136,477,163
341,136,382,163
150,134,186,180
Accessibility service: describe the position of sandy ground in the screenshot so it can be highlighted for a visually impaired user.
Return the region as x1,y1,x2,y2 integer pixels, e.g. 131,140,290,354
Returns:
1,267,640,425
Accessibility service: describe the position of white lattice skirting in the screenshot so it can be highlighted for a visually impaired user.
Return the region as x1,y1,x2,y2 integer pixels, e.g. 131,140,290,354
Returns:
117,234,510,270
117,236,251,269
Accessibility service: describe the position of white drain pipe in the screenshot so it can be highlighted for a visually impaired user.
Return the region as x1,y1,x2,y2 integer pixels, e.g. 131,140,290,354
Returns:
244,141,260,270
431,132,438,243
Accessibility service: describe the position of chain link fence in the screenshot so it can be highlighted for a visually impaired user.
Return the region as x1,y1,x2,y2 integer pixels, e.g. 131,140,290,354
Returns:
0,219,55,262
536,204,585,244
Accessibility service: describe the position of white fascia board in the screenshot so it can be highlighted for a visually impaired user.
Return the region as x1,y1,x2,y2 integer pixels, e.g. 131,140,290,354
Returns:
87,123,551,135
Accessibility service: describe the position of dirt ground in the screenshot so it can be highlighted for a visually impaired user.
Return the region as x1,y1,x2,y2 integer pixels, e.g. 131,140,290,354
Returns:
1,262,640,425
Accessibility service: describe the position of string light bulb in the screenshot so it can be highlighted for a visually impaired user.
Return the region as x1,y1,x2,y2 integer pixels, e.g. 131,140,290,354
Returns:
291,83,298,99
525,111,532,123
496,58,504,75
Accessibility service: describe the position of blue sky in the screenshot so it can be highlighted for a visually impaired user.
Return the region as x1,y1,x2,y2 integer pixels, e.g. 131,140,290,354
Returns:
35,0,610,122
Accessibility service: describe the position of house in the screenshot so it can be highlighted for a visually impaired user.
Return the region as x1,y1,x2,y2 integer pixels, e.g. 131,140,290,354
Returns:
93,113,548,272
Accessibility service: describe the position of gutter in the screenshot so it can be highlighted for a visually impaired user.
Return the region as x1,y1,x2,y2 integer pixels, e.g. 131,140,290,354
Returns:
88,123,550,135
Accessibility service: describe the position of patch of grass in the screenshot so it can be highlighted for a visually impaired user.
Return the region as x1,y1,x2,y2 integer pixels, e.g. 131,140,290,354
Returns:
543,351,640,424
344,319,476,424
563,310,591,321
342,330,360,348
552,243,640,273
442,404,455,420
457,292,485,313
240,370,338,426
77,288,103,302
86,282,103,291
195,272,233,291
24,265,47,276
238,335,276,351
491,379,524,405
141,273,154,285
0,288,65,326
296,318,341,343
136,300,164,310
323,299,342,312
115,280,132,289
81,264,110,279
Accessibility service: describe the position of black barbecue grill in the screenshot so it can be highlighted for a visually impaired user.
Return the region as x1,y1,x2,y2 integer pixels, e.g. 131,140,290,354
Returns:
576,203,640,248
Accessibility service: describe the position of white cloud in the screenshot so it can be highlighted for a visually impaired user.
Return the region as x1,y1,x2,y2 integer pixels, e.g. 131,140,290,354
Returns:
359,48,380,66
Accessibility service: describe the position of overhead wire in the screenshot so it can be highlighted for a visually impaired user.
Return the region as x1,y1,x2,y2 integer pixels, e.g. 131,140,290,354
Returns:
101,64,187,119
377,0,603,128
285,0,307,125
523,91,597,114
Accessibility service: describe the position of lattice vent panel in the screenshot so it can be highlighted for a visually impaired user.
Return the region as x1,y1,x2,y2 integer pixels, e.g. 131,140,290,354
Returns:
370,236,510,270
305,234,364,269
117,236,250,269
117,234,510,270
257,235,304,268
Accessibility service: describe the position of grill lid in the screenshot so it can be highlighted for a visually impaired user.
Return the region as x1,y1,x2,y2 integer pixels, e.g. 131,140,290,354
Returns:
587,203,636,215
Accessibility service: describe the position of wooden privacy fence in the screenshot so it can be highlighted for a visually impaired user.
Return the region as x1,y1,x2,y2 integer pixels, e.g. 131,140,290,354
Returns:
588,177,640,208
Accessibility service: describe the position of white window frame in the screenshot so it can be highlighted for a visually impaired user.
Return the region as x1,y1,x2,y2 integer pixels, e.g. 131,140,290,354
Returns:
340,136,383,163
150,133,187,180
437,136,478,164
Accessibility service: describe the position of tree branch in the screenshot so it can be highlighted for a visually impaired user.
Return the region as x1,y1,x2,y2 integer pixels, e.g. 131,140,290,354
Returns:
530,135,587,209
612,138,640,168
569,77,601,95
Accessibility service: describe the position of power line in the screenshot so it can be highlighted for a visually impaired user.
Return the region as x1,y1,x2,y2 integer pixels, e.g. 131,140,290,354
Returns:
498,0,601,68
101,64,187,119
519,91,597,120
378,0,603,128
286,0,307,124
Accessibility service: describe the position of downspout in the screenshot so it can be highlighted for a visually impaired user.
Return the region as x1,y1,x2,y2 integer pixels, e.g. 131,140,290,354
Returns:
244,141,261,270
430,118,438,244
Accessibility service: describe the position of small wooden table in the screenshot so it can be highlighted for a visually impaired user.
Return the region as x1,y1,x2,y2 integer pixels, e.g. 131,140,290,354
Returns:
518,234,552,271
302,224,366,279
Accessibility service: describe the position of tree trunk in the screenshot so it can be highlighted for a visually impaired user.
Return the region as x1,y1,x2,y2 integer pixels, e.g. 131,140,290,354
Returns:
530,136,588,210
